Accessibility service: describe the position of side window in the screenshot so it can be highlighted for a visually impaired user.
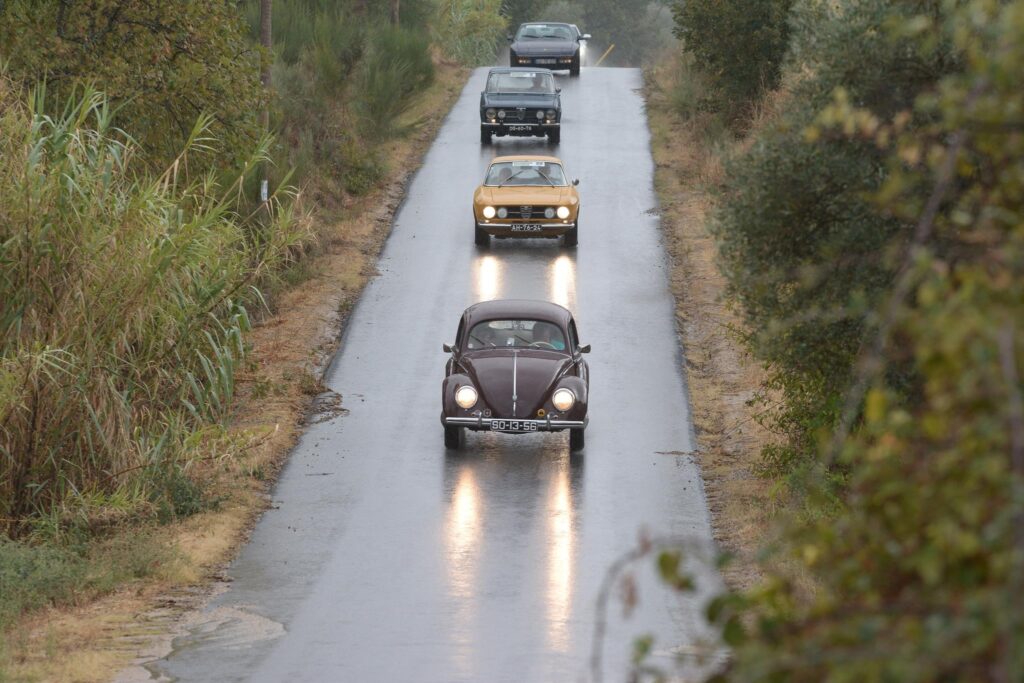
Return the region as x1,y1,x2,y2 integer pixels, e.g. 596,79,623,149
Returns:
568,321,580,351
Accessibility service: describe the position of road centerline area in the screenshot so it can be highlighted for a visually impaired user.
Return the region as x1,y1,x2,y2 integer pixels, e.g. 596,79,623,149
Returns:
148,67,720,683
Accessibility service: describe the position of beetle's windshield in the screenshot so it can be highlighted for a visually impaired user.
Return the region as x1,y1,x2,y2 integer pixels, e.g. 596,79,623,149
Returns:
486,71,555,94
484,161,567,187
516,24,574,41
466,319,567,352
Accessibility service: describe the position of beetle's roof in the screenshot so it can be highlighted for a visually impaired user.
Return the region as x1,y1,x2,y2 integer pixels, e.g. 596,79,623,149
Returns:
489,155,564,164
463,299,573,329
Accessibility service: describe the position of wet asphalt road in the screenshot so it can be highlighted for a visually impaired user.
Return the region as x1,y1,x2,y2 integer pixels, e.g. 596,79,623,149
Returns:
148,67,720,683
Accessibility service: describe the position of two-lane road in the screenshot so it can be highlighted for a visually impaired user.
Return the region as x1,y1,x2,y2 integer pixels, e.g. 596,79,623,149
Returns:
147,67,720,683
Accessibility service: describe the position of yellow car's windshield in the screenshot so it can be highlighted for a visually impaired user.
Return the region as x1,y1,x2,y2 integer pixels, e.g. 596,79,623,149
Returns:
484,161,567,187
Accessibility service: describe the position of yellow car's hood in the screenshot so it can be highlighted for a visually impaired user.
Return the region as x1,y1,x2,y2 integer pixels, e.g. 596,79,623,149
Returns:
479,185,574,205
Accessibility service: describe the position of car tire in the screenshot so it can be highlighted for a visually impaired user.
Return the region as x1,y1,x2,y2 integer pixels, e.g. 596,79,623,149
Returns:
569,427,585,451
444,425,463,449
480,126,491,145
548,128,560,145
475,222,489,247
570,57,580,77
564,219,578,247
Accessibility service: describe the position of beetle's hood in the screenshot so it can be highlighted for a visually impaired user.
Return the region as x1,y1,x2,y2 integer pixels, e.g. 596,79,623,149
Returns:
481,92,559,108
480,185,572,205
461,350,572,418
511,39,577,55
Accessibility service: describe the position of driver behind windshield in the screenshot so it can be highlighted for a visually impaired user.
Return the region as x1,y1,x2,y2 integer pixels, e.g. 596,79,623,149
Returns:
532,322,566,351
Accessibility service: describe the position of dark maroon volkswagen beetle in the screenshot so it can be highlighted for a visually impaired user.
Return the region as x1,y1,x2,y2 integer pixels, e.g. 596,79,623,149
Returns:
441,299,590,451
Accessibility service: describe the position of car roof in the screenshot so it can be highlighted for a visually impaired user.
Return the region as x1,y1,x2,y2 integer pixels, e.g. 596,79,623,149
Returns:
519,22,572,28
489,155,563,164
487,67,555,75
463,299,573,330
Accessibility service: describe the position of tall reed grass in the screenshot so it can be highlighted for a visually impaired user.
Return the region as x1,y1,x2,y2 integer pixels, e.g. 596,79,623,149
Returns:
0,81,306,538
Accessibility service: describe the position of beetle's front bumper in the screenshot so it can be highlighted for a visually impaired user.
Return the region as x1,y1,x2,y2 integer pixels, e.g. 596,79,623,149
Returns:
482,122,559,137
476,221,575,237
444,416,587,432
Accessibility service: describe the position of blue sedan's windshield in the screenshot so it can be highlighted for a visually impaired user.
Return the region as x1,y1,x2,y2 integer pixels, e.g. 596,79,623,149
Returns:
516,24,574,41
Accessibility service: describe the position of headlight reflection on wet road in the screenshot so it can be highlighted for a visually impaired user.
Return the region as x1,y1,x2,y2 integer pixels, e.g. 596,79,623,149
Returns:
548,254,576,310
445,466,482,676
545,462,576,652
474,255,501,302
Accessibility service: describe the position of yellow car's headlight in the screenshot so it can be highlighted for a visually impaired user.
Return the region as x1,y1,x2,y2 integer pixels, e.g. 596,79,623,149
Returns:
455,385,479,409
557,206,571,219
482,206,496,219
552,388,575,412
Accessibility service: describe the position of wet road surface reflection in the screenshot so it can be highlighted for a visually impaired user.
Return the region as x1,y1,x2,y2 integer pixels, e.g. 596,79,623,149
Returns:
147,67,721,683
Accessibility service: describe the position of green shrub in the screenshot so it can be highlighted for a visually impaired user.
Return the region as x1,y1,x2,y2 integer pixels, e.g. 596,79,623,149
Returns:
0,0,263,170
437,0,507,66
353,25,434,138
0,83,305,535
672,0,793,121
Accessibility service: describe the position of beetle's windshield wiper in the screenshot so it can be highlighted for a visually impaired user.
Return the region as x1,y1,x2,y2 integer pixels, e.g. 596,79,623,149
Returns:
469,334,495,348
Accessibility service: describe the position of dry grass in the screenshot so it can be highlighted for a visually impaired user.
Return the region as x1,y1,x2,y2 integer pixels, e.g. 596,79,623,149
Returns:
644,58,778,592
0,59,468,683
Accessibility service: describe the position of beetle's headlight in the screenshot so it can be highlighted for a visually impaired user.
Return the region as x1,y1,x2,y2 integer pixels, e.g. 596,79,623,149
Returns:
483,206,496,219
557,206,570,219
544,207,555,219
552,388,575,412
497,207,508,218
455,386,479,409
497,110,506,119
546,109,556,120
485,108,496,119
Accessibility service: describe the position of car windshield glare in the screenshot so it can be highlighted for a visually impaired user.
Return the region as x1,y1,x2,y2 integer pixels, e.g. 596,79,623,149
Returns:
484,161,567,187
516,24,573,41
486,72,555,94
466,319,567,352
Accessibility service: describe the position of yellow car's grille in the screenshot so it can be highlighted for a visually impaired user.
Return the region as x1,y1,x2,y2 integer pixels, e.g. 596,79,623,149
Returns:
499,205,557,220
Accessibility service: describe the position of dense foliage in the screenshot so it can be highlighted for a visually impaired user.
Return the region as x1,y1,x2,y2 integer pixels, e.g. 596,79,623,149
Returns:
0,0,263,169
649,0,1024,679
0,84,304,539
437,0,507,65
672,0,792,119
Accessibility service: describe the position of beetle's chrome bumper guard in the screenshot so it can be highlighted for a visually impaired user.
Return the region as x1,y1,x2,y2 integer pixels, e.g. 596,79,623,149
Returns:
444,416,586,430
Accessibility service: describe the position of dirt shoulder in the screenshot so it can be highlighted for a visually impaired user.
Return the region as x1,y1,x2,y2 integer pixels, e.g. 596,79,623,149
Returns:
1,62,468,683
643,61,774,592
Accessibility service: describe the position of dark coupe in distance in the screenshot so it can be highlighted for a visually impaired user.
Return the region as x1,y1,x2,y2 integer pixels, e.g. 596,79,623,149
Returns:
509,22,590,76
441,300,590,451
480,68,562,144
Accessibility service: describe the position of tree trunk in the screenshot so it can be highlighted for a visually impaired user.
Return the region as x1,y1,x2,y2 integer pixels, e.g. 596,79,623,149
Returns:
390,0,400,25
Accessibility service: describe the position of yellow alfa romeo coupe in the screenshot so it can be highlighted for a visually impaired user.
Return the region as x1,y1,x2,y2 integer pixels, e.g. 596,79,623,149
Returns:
472,156,581,247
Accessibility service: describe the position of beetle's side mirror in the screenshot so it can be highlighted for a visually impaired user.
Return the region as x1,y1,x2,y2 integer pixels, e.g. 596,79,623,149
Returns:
579,344,591,354
443,343,453,353
572,178,580,186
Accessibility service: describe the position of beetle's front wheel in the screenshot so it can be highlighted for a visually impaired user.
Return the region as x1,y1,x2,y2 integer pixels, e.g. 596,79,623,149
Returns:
444,425,463,449
569,428,585,451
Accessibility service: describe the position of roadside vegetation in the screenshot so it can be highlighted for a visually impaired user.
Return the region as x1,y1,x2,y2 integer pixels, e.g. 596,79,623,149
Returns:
0,0,476,672
641,0,1024,679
